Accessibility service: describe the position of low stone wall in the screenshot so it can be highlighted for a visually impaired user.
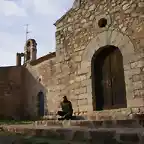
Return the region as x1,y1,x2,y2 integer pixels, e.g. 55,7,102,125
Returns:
1,125,144,144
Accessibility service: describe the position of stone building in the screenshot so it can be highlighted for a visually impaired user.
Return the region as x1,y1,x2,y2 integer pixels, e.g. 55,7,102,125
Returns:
0,0,144,120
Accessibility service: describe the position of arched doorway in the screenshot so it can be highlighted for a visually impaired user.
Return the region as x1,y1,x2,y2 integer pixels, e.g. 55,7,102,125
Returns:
37,91,44,117
91,45,127,111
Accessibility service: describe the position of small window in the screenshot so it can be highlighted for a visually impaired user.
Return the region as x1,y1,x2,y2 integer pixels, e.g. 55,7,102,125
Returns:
98,18,107,28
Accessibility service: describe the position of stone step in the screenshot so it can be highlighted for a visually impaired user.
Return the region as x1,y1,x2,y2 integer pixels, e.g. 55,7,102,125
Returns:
1,125,144,144
33,119,144,128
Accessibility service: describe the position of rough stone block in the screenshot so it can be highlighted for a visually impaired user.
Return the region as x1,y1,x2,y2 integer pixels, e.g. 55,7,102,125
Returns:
140,134,144,144
132,74,140,82
81,79,91,87
124,64,131,70
72,130,90,142
103,120,113,127
127,98,144,107
134,89,144,98
78,93,88,99
86,85,92,93
74,56,82,62
77,67,89,75
56,129,74,140
89,130,116,143
75,87,87,95
39,129,61,139
131,61,144,69
116,120,138,127
133,81,143,90
119,133,140,143
92,121,103,128
78,98,88,106
131,68,141,75
75,75,87,82
35,129,44,137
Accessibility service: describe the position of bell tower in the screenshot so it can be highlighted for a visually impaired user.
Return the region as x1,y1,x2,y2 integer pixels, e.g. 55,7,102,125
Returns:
24,39,37,63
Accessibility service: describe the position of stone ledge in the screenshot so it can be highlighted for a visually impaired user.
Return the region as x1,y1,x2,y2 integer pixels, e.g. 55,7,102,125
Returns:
33,119,144,128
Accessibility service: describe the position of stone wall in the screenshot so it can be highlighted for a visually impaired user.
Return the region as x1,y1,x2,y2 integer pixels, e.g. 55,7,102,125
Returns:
0,66,25,119
53,0,144,114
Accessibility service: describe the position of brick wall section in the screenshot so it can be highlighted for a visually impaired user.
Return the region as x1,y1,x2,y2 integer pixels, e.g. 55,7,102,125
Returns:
0,66,25,119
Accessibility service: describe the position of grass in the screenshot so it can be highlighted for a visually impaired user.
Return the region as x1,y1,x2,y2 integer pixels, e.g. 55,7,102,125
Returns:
0,119,33,125
0,131,67,144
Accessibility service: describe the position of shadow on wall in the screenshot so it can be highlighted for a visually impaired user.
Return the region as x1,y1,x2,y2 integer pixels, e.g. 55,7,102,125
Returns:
0,66,25,120
23,67,48,120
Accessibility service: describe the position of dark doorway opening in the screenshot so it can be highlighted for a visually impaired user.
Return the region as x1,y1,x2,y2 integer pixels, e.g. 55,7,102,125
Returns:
37,91,44,117
91,45,127,111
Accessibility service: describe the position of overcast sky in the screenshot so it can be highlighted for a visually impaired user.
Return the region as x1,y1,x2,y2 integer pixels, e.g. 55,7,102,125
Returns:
0,0,74,66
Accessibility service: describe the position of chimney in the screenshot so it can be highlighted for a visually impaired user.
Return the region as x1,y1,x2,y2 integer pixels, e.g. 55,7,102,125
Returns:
16,53,21,66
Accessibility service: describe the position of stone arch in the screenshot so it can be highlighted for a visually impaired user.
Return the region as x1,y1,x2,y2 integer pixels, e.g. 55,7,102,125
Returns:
81,30,135,110
82,30,135,61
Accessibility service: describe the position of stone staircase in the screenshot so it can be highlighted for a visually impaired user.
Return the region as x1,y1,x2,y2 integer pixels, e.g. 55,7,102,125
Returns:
1,122,144,144
0,119,144,143
1,108,144,143
33,119,144,129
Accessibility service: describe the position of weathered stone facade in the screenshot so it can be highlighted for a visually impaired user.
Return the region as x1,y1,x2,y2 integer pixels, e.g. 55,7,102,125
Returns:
53,0,144,114
1,0,144,119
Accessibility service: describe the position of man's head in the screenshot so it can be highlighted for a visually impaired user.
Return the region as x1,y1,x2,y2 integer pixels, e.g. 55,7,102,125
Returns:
63,96,68,102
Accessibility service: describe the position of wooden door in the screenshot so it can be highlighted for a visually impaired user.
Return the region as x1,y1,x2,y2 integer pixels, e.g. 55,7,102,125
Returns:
110,48,127,108
92,45,127,111
100,46,126,109
101,54,113,109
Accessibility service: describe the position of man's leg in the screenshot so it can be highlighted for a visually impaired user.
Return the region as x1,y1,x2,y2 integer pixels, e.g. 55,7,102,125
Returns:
64,112,73,120
57,111,65,116
57,111,66,120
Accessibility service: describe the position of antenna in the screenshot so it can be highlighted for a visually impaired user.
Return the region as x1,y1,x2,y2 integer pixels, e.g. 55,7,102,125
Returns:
24,24,31,42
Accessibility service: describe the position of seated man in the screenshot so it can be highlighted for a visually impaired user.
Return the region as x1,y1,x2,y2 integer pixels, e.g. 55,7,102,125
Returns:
57,96,73,120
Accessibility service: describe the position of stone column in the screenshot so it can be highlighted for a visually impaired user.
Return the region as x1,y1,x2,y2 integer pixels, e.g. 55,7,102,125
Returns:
30,48,37,61
16,53,21,66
